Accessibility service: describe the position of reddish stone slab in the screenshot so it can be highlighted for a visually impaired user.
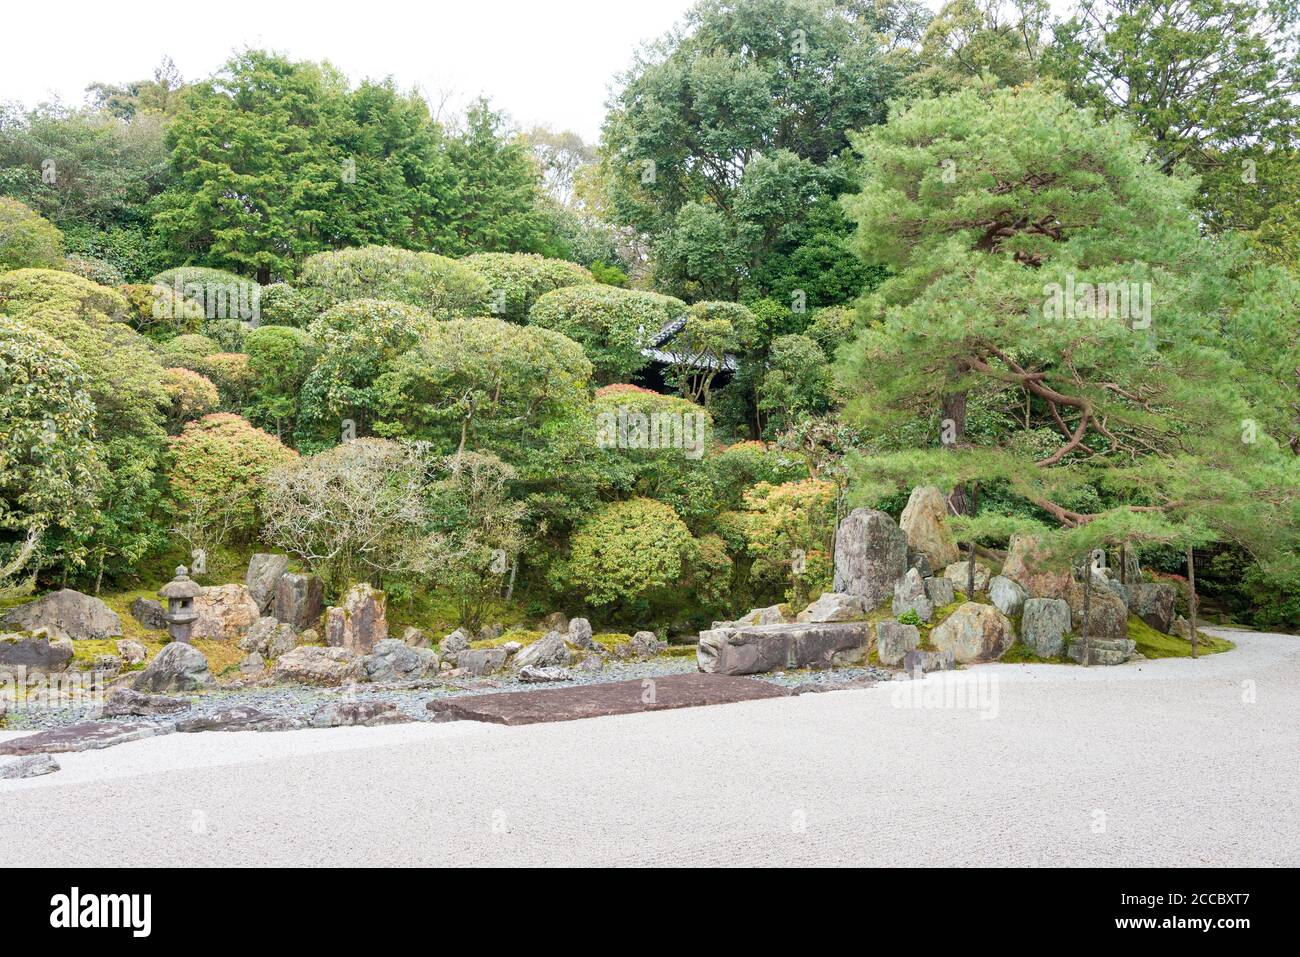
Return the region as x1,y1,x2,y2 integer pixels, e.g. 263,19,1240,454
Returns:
0,720,168,756
427,672,789,726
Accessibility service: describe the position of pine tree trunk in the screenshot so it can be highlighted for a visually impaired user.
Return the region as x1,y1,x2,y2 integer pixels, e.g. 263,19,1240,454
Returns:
1187,544,1199,659
1080,563,1092,668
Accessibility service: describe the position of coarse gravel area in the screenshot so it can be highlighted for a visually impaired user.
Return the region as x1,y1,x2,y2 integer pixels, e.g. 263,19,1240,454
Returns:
1,627,1294,866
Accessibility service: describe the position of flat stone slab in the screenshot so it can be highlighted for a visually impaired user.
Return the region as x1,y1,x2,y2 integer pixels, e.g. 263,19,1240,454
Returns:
697,621,870,676
0,753,61,779
0,720,171,756
427,672,789,726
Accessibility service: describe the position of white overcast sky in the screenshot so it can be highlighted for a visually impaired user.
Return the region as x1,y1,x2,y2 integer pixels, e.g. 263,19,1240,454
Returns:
0,0,1072,142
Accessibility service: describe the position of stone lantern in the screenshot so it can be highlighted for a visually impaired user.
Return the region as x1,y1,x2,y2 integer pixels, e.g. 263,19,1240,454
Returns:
158,565,202,644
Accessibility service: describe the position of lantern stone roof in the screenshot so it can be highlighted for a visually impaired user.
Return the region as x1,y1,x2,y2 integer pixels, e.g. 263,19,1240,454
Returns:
159,566,203,600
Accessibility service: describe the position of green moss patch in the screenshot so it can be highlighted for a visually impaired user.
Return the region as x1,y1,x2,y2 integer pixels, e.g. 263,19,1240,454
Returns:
1128,616,1233,658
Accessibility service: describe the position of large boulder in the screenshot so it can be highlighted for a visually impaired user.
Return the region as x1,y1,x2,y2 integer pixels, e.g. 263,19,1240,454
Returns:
131,642,214,693
271,573,324,630
697,621,869,676
928,602,1015,662
513,630,571,671
796,592,866,623
1066,580,1128,642
238,616,299,659
191,584,260,642
272,646,364,686
941,560,992,594
455,647,510,676
628,631,666,658
891,568,934,622
0,635,73,673
1128,582,1176,633
567,617,595,650
924,575,955,607
1002,534,1072,598
439,628,471,663
130,597,168,631
360,639,438,682
832,508,909,609
988,575,1028,618
324,583,387,654
245,553,289,613
1021,598,1071,658
2,589,122,640
899,486,960,571
876,621,920,667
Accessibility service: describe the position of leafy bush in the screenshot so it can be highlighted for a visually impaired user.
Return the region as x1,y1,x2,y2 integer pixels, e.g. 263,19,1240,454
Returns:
151,266,260,323
161,367,220,432
529,285,686,383
298,246,490,319
0,198,63,270
461,252,595,322
373,316,592,474
202,317,248,352
63,255,123,286
258,282,319,328
0,315,99,582
195,352,254,408
741,479,836,606
119,283,205,340
0,268,128,325
168,412,296,549
244,325,316,438
297,299,436,447
554,497,696,621
159,333,222,370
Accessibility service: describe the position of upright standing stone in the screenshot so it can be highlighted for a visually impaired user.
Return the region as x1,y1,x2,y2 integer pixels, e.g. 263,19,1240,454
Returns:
988,575,1028,618
876,621,920,666
1021,597,1070,657
832,508,909,610
891,568,934,622
324,583,387,654
899,486,960,571
245,553,289,613
928,602,1015,662
271,573,323,630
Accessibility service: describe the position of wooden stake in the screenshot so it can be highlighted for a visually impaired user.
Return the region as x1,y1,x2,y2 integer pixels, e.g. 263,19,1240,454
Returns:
1187,544,1198,659
1080,560,1092,668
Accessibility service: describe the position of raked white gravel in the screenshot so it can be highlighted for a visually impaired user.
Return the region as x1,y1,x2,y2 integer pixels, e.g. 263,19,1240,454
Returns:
1,627,1296,866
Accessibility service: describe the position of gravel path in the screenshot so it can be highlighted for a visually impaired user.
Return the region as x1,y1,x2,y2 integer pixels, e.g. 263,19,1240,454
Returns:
2,628,1295,866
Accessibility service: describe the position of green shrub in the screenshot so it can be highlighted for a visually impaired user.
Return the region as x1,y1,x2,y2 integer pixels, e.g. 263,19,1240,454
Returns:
159,333,222,371
258,282,320,328
195,352,254,407
0,268,128,325
119,283,205,340
244,325,316,436
151,267,261,324
202,318,248,352
63,255,123,287
529,285,686,383
555,497,696,620
298,246,490,319
461,252,595,323
161,367,220,432
168,412,296,547
0,198,63,270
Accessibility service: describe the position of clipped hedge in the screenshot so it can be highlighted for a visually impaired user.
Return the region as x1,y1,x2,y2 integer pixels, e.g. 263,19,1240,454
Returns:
461,252,595,323
529,285,686,383
298,245,490,319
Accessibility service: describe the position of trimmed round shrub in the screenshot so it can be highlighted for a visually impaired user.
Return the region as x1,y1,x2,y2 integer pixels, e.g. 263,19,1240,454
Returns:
168,412,297,543
0,268,128,325
161,367,220,430
804,305,861,359
151,266,261,324
741,479,836,606
529,285,686,383
298,299,437,444
63,255,124,287
119,283,205,340
555,497,696,616
195,352,254,406
461,252,595,323
373,315,593,457
159,333,222,371
258,282,320,329
0,198,63,271
298,246,490,319
202,318,248,352
244,325,316,433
